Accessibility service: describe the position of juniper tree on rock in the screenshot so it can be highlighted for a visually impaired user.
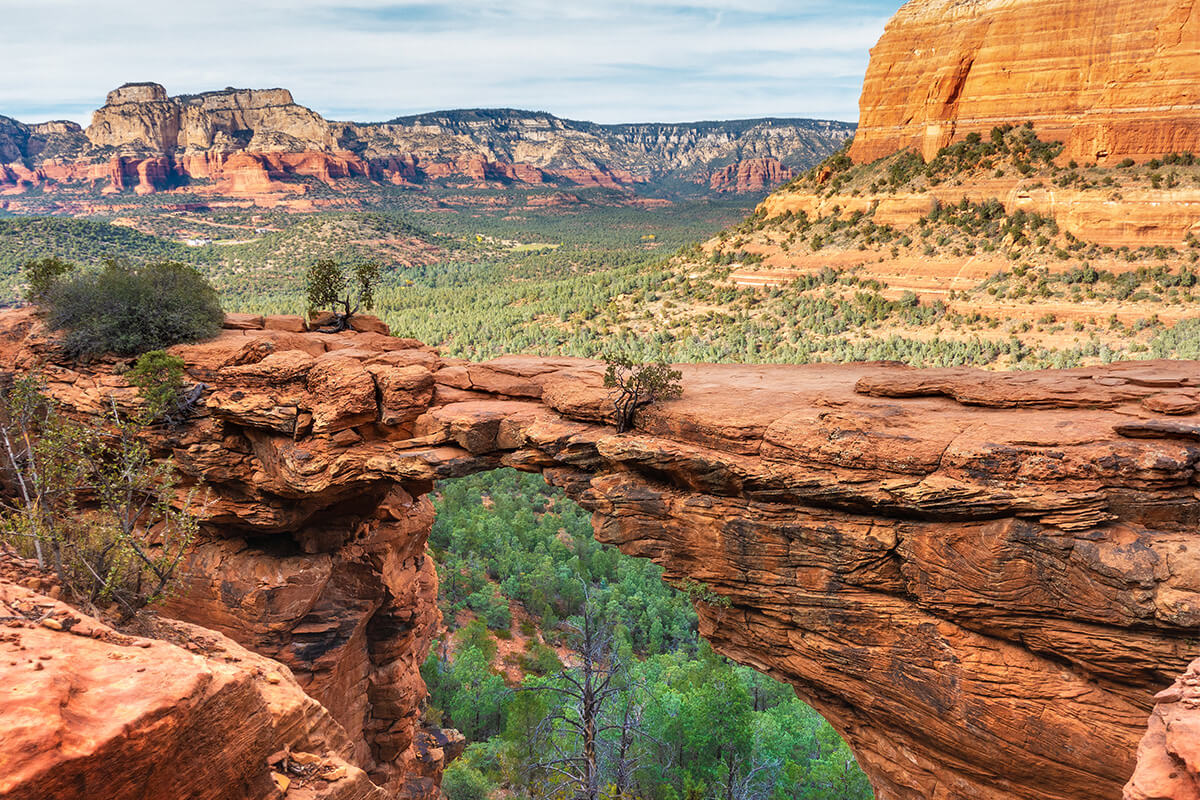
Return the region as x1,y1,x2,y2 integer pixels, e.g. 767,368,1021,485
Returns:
602,355,683,433
305,258,382,332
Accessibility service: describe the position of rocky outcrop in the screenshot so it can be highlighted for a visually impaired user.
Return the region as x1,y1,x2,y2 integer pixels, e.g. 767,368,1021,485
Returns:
709,157,795,193
850,0,1200,164
0,307,1198,800
759,179,1200,247
1125,657,1200,800
0,85,853,198
86,83,334,152
0,561,391,800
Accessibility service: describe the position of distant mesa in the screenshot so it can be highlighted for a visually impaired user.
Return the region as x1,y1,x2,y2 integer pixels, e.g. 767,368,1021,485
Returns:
0,82,854,201
106,81,170,105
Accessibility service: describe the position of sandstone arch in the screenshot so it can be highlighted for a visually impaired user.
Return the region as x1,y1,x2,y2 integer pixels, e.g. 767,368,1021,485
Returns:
1,308,1198,800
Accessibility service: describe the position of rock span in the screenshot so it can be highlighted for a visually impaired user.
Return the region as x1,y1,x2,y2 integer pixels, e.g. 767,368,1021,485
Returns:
0,84,853,199
0,308,1196,800
850,0,1200,165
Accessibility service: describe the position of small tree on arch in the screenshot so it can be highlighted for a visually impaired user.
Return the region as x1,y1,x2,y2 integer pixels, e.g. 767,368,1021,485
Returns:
602,355,683,434
305,258,382,332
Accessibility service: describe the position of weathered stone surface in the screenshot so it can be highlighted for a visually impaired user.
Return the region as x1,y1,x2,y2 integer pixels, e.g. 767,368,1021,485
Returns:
4,312,1200,800
850,0,1200,165
709,157,794,193
1125,658,1200,800
0,573,385,800
223,312,265,330
265,314,307,333
368,363,435,425
349,314,390,336
307,355,378,433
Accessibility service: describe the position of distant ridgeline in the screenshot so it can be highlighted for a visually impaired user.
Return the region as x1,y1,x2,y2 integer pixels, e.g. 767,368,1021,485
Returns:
0,82,854,199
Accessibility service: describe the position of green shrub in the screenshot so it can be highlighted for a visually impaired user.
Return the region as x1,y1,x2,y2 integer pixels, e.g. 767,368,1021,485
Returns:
441,762,493,800
43,260,222,357
0,374,197,618
22,257,76,304
126,350,186,419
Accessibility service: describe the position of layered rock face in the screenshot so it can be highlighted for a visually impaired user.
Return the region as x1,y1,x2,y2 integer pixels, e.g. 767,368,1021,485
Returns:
709,157,795,192
850,0,1200,164
87,83,334,153
0,558,394,800
760,178,1200,247
0,85,853,197
1,308,1198,800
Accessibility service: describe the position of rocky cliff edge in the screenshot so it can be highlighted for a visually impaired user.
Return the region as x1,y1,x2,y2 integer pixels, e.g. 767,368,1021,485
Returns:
0,308,1198,800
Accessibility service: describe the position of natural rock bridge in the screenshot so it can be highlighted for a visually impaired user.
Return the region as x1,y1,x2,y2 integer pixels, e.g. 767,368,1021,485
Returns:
1,309,1198,800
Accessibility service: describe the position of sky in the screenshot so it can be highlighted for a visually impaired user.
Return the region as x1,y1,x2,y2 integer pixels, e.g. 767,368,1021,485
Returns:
2,0,898,127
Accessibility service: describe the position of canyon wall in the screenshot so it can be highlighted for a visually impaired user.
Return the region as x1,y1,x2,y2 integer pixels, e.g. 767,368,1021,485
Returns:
850,0,1200,165
1,308,1198,800
0,85,853,198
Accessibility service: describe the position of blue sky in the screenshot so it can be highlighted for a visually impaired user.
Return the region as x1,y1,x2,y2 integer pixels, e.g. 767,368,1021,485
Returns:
3,0,898,126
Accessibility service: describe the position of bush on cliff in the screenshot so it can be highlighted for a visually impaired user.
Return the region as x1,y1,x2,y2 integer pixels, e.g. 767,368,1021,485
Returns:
602,354,683,433
30,259,223,357
0,373,198,618
125,349,191,423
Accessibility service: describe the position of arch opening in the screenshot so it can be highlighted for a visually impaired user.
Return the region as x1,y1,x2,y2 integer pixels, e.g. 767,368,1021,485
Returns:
420,466,875,800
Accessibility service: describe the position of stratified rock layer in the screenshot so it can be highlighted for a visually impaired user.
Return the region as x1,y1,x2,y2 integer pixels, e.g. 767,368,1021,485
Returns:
850,0,1200,164
0,569,388,800
0,85,852,198
0,308,1197,800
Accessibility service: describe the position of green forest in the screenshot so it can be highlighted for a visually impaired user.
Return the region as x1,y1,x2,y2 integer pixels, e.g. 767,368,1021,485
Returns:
423,470,872,800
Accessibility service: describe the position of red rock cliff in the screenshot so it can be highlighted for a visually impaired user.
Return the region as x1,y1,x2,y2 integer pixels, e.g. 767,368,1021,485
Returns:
850,0,1200,164
0,309,1198,800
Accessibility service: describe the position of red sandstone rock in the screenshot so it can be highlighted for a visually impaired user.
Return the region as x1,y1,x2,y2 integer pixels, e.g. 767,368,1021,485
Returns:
0,577,386,800
709,158,795,193
850,0,1200,164
369,363,435,425
1126,658,1200,800
265,314,307,333
4,313,1200,800
223,312,266,330
349,314,390,336
306,355,378,432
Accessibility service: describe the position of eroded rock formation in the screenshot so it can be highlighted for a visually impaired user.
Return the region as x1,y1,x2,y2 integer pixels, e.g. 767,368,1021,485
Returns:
709,157,795,193
0,86,852,198
850,0,1200,165
0,307,1196,800
0,555,397,800
759,178,1200,247
1125,657,1200,800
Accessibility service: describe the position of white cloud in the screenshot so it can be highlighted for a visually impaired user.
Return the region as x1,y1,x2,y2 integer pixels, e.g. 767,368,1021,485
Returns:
1,0,894,125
